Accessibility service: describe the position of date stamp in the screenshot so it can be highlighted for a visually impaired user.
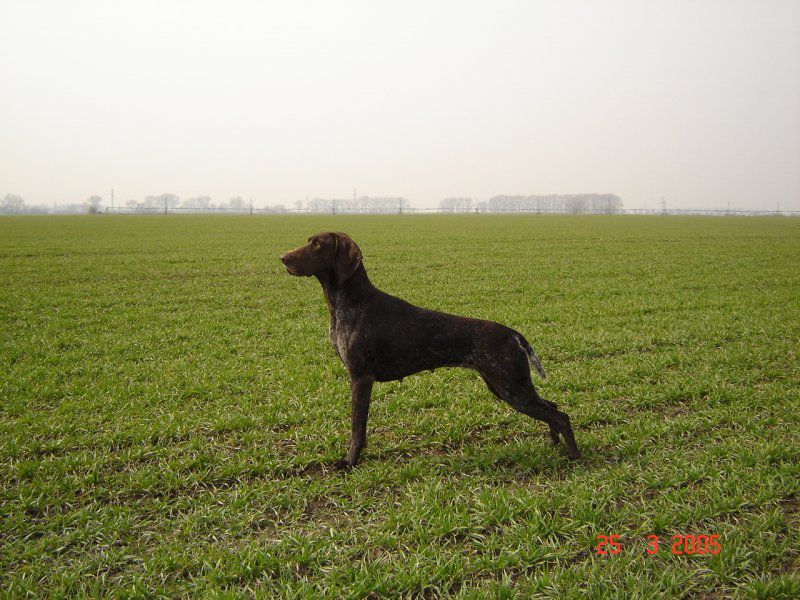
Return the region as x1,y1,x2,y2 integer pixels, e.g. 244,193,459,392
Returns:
596,534,721,556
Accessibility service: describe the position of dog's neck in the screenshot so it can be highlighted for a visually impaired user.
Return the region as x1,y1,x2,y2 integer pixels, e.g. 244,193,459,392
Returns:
317,264,374,313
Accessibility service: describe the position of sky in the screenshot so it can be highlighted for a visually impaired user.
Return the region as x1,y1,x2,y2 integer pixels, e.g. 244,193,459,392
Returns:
1,0,798,210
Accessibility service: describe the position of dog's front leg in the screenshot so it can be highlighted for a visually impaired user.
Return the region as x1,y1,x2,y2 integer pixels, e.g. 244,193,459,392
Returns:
345,375,374,467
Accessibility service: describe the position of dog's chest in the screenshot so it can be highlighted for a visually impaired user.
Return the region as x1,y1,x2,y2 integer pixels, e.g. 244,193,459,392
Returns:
328,314,351,363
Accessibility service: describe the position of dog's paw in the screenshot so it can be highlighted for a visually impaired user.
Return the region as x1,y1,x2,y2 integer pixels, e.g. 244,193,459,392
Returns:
567,449,582,461
333,459,353,471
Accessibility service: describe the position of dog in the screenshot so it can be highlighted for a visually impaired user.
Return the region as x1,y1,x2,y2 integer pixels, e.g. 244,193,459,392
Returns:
280,232,580,467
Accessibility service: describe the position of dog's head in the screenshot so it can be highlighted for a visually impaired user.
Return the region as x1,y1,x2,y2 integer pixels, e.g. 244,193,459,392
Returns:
280,232,362,285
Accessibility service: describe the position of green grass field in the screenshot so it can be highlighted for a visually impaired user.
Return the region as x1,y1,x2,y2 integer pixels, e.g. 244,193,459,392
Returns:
1,215,799,598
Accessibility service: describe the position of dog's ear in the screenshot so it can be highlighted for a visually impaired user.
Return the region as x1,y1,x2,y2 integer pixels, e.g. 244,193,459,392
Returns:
333,233,362,285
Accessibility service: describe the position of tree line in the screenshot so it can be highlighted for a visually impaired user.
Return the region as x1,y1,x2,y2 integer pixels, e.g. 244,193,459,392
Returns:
301,196,411,213
3,192,622,215
440,194,623,214
0,193,103,215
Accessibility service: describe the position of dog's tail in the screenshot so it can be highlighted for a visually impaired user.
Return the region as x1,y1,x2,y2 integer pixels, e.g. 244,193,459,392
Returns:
515,333,547,380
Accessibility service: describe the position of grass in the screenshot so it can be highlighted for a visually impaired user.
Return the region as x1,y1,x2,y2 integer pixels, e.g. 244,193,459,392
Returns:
1,214,798,598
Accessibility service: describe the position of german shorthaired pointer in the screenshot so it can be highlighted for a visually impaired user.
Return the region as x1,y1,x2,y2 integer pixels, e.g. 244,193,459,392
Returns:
280,232,581,468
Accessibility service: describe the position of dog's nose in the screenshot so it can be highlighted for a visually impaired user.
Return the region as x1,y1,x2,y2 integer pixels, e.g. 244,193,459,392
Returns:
280,253,289,264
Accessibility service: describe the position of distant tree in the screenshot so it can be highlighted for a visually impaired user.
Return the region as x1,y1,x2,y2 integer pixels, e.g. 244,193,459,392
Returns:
439,197,474,212
566,196,584,214
143,194,179,211
160,193,180,209
308,197,328,212
85,195,103,214
1,194,25,213
229,196,246,210
181,195,211,209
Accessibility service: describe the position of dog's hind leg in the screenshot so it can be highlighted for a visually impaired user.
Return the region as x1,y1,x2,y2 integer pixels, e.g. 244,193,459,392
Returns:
487,376,560,446
510,388,580,459
537,397,561,446
480,365,580,459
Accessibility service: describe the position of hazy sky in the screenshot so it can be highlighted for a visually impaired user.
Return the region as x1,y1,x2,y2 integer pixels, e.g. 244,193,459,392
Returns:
1,0,798,210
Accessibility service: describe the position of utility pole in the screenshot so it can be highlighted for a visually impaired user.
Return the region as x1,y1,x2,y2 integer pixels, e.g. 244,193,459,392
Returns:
111,187,114,209
250,197,253,215
661,196,666,215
